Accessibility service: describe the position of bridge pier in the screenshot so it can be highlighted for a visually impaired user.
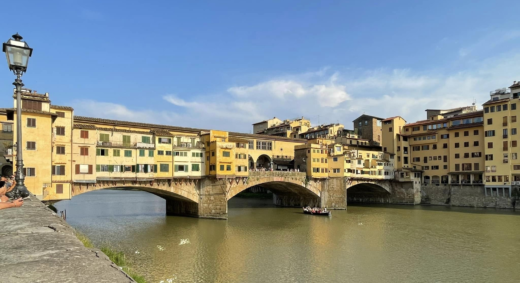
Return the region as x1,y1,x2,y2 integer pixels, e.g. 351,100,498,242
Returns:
197,178,228,219
320,177,347,210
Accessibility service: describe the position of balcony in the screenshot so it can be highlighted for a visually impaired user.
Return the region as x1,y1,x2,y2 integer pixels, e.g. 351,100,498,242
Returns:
503,135,508,139
135,142,154,149
173,142,204,149
96,141,155,149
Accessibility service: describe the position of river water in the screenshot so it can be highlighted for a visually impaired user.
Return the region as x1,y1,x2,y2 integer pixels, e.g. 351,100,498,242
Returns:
55,190,520,283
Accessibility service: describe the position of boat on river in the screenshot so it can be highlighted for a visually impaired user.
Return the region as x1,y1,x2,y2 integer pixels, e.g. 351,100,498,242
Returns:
303,207,331,216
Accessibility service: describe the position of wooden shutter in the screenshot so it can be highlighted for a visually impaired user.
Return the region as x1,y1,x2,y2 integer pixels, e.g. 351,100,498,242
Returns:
108,165,114,172
96,165,100,172
96,148,101,156
56,184,63,194
52,165,56,175
121,165,124,172
75,164,80,174
154,165,157,173
88,165,93,174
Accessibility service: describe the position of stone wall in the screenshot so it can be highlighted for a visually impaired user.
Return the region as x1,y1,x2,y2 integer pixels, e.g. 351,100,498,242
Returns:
421,184,514,208
198,178,228,219
0,195,136,282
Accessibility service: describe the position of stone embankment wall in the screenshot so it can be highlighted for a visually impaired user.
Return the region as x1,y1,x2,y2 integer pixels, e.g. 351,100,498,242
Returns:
0,195,136,283
421,184,514,209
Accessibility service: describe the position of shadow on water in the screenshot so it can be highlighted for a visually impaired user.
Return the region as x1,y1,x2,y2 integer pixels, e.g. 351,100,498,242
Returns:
347,202,520,216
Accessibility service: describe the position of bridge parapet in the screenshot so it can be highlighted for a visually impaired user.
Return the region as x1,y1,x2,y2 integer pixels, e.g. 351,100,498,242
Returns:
248,171,307,178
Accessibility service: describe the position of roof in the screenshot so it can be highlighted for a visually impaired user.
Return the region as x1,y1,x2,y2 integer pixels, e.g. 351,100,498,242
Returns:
252,117,279,125
4,108,57,117
510,81,520,88
482,98,510,106
73,115,306,143
404,110,483,127
352,114,384,122
425,106,472,112
50,105,74,111
382,116,404,122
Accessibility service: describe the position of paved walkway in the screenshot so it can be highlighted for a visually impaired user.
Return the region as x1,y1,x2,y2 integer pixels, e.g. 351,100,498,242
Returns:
0,195,135,283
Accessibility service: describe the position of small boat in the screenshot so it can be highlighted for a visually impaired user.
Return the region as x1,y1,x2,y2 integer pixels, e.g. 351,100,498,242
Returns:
303,208,331,216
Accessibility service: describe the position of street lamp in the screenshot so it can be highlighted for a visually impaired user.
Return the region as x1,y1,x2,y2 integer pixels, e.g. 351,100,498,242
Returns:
3,33,32,199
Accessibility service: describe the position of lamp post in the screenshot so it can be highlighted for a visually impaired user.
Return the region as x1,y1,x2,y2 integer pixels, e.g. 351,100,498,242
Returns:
2,33,32,199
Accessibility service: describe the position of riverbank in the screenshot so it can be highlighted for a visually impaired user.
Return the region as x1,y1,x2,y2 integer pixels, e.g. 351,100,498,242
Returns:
75,232,146,283
0,194,137,283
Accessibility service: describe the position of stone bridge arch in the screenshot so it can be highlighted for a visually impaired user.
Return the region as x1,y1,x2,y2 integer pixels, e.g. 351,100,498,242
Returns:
72,179,200,216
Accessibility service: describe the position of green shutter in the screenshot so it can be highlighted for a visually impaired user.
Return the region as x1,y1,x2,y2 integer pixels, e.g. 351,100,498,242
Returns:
149,150,154,157
184,166,188,172
108,165,114,172
174,165,178,172
139,149,145,157
136,165,140,173
121,165,124,172
131,165,136,172
96,148,101,156
96,165,100,172
123,135,131,146
154,164,158,172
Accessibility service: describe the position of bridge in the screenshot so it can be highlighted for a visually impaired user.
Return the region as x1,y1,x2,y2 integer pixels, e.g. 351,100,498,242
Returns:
70,171,417,219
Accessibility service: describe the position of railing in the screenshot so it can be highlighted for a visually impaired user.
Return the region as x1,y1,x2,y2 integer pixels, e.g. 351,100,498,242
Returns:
97,141,155,148
503,123,508,127
173,143,205,149
135,142,154,149
503,134,508,138
273,155,293,160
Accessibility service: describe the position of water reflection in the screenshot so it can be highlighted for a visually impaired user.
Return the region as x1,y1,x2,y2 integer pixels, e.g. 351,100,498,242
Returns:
56,190,520,283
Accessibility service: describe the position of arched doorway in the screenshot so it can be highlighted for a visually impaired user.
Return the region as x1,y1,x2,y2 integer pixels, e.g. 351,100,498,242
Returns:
1,165,12,177
256,155,272,170
249,155,255,170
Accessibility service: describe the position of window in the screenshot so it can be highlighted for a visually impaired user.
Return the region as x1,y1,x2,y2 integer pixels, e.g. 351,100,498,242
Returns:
149,150,154,157
441,134,449,139
443,143,448,149
139,149,145,157
444,156,448,162
513,153,518,160
513,103,517,110
249,140,254,149
56,127,65,136
123,135,131,146
223,151,231,157
80,147,89,156
99,133,110,142
464,131,469,136
474,163,480,171
462,163,472,171
364,120,368,125
333,157,338,162
27,141,36,150
423,157,427,163
513,128,517,135
209,165,216,171
80,130,89,138
503,141,508,151
464,142,469,147
56,146,65,155
474,141,479,146
485,107,489,113
142,136,151,143
503,116,508,127
513,116,517,123
504,104,509,111
432,145,437,150
166,151,172,156
490,106,495,112
27,118,36,127
488,142,493,149
256,141,272,150
464,153,470,158
52,165,65,175
220,165,224,171
487,118,492,125
455,154,460,159
160,164,169,172
192,164,200,171
389,127,393,132
174,165,189,172
455,164,460,171
455,132,459,137
474,130,479,135
23,168,36,176
513,141,518,147
158,150,164,155
422,145,429,150
455,143,460,148
55,111,65,118
503,129,508,138
124,150,132,157
485,154,493,161
497,105,502,111
2,123,12,132
96,148,109,156
158,137,171,144
56,184,63,194
485,130,495,137
113,149,120,157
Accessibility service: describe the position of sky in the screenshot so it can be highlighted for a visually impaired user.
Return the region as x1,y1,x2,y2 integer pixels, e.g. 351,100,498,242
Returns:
1,0,520,133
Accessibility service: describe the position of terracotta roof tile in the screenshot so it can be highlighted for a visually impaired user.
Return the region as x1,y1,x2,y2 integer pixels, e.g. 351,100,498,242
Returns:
50,105,74,111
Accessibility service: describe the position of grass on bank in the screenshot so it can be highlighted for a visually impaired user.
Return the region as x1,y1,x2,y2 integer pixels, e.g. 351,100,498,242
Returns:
75,232,146,283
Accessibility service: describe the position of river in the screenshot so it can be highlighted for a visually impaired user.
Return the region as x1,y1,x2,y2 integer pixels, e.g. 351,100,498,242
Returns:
55,190,520,283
